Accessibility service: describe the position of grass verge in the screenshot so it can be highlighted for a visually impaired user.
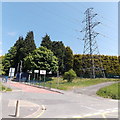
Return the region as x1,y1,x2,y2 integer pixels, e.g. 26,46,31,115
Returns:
0,82,12,91
96,82,120,100
36,77,120,90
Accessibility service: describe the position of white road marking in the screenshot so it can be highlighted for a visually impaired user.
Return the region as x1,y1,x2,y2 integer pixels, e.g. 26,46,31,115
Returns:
80,105,97,111
8,100,39,107
109,99,118,102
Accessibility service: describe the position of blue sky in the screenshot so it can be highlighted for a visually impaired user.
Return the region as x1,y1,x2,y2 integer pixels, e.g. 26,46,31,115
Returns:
2,2,118,56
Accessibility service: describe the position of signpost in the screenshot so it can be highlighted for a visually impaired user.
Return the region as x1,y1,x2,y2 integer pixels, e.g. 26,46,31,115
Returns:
9,68,15,77
48,71,52,74
34,70,39,73
57,71,59,88
34,70,39,83
28,70,32,84
40,70,46,87
40,70,46,75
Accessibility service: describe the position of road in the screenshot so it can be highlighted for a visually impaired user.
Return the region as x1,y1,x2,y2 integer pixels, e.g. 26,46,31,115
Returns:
0,78,119,119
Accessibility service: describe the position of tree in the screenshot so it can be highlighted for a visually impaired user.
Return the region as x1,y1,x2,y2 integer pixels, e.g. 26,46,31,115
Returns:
24,46,58,73
64,46,73,72
73,54,120,78
2,46,17,75
52,41,66,74
73,54,83,77
0,56,5,75
13,36,24,65
63,69,77,82
23,31,36,58
41,34,52,50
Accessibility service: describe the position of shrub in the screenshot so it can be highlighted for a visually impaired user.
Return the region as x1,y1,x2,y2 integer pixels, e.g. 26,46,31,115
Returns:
63,69,77,82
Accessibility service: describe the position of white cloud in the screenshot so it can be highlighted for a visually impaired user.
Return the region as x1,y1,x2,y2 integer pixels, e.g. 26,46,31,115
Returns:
8,32,17,36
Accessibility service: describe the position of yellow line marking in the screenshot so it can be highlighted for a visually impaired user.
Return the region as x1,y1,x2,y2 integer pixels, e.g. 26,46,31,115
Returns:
35,109,45,118
24,105,41,118
35,105,45,118
73,109,118,118
102,113,106,118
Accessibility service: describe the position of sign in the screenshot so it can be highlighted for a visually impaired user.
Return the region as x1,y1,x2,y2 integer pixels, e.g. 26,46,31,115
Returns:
40,70,46,75
48,71,52,74
9,68,15,77
34,70,39,73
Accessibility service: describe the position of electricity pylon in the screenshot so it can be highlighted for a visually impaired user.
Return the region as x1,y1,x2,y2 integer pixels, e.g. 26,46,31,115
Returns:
81,8,105,78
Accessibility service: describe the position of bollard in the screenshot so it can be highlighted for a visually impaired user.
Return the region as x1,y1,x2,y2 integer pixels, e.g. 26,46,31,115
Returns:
15,100,20,117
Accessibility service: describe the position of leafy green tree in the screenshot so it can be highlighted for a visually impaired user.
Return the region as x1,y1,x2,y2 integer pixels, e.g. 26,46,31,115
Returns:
64,46,73,72
24,46,58,73
63,69,77,82
0,56,5,75
41,34,52,50
52,41,66,74
23,31,36,58
2,46,17,75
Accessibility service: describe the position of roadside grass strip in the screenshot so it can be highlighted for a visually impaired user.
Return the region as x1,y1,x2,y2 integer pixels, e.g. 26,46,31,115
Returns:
96,82,120,100
0,82,12,92
42,77,120,90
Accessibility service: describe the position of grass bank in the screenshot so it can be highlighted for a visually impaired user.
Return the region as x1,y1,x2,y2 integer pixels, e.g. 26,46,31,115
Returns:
96,82,120,100
0,82,12,91
37,77,120,90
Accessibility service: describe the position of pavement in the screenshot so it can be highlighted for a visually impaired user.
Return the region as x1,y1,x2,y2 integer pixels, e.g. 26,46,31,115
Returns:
0,78,119,119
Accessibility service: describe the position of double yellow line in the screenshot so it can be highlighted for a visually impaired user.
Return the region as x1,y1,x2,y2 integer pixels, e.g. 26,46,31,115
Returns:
25,105,46,118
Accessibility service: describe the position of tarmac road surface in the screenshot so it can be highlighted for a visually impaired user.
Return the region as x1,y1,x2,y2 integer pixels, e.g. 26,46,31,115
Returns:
0,78,119,119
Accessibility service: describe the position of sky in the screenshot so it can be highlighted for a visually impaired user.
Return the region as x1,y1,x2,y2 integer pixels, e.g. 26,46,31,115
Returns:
2,2,118,56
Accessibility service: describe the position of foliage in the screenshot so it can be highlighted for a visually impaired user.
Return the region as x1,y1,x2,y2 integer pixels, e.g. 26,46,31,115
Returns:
73,54,83,77
23,31,36,59
40,34,66,74
2,46,17,75
14,36,24,62
73,54,120,78
64,46,74,72
2,31,120,78
24,46,58,72
41,34,52,50
2,31,36,74
0,56,5,75
52,41,66,74
97,83,120,99
63,69,77,82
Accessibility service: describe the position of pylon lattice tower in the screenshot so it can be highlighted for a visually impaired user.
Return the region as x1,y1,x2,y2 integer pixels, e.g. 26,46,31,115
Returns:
81,8,105,78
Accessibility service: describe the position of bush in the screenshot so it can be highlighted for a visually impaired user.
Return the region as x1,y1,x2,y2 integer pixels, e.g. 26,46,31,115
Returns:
63,69,77,82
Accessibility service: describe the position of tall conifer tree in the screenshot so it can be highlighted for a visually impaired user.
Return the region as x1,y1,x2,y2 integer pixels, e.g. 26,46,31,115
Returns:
64,46,74,72
23,31,36,57
52,41,66,74
41,34,52,50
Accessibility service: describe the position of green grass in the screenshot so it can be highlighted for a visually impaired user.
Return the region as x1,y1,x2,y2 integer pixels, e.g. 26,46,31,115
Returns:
36,77,120,90
0,82,12,91
96,83,120,100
